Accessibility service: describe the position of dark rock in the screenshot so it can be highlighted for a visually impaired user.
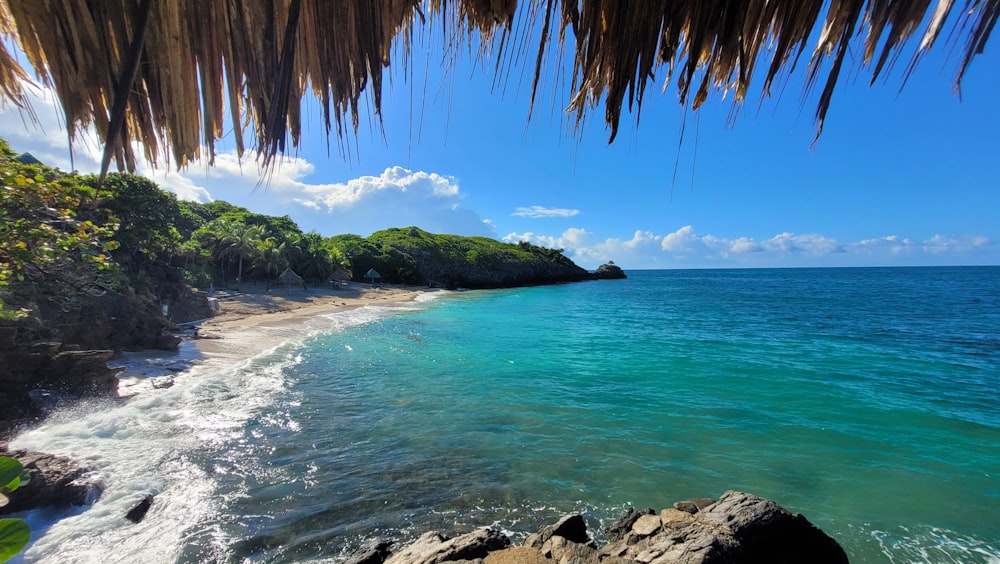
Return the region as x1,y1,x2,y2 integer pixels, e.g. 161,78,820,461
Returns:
384,528,510,564
604,507,655,543
673,497,717,514
0,265,194,431
592,263,627,279
125,494,154,523
0,448,101,513
699,491,849,563
526,513,591,548
345,539,394,564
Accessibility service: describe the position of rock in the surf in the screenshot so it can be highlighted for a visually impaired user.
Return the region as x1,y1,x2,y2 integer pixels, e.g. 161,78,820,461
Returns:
0,447,100,513
125,494,154,523
344,539,394,564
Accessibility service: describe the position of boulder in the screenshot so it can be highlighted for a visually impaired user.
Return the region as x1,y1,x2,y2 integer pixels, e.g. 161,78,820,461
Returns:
673,497,716,514
125,494,154,523
344,539,394,564
0,447,101,513
609,491,848,564
384,528,510,564
605,507,655,543
525,513,591,548
697,491,848,563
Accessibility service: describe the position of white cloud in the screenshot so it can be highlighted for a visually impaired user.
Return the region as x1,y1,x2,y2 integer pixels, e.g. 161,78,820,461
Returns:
512,205,581,218
504,225,995,269
922,234,989,254
661,225,698,252
760,232,844,255
0,83,491,237
150,160,493,237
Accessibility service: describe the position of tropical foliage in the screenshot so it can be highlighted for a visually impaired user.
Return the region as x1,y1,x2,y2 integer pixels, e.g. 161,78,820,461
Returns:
0,140,118,319
0,456,30,561
0,138,353,317
2,138,584,318
327,226,581,286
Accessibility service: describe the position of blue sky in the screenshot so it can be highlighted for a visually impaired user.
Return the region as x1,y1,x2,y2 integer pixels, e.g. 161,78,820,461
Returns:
1,19,997,270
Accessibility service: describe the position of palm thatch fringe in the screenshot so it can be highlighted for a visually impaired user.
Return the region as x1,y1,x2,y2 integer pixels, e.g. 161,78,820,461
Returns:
0,0,994,178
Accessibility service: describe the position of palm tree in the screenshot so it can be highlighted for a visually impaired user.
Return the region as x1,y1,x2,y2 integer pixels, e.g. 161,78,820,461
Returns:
254,237,288,290
297,246,333,283
215,221,264,288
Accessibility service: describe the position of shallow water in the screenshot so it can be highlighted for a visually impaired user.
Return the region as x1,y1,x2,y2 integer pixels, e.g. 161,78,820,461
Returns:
11,268,1000,563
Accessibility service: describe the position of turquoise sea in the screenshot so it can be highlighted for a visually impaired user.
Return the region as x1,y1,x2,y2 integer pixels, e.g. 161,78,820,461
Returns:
11,267,1000,563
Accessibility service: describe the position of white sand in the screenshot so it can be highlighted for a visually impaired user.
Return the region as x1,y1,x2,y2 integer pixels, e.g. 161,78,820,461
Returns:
114,282,439,390
194,281,436,358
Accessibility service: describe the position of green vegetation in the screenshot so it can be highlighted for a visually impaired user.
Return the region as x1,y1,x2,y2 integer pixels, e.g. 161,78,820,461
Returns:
1,138,586,319
0,140,118,319
0,457,30,561
0,139,355,317
328,227,588,288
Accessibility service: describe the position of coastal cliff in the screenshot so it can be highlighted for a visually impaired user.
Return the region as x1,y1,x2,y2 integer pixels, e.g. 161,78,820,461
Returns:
0,271,210,432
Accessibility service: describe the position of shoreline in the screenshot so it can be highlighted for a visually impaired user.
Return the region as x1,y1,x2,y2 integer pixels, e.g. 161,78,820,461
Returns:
195,281,440,360
115,282,442,384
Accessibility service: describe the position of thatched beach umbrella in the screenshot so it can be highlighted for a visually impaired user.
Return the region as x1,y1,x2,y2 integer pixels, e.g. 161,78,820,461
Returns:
329,268,351,287
364,268,382,286
277,268,304,289
0,1,994,181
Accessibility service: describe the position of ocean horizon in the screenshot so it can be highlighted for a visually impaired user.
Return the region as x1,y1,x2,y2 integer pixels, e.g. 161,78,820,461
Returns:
10,266,1000,563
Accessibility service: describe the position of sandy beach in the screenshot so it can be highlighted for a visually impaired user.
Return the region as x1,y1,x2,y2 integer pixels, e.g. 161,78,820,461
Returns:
115,282,438,386
195,282,436,357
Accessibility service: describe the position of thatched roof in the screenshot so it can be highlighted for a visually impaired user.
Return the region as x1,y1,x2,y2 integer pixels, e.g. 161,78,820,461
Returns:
0,1,994,179
329,268,351,282
277,268,304,285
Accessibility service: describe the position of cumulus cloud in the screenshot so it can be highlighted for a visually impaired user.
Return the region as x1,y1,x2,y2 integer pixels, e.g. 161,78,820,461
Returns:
0,84,491,236
512,205,581,218
156,160,493,237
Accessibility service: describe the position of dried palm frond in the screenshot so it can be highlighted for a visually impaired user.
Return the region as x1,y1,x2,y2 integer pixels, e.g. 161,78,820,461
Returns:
0,0,993,180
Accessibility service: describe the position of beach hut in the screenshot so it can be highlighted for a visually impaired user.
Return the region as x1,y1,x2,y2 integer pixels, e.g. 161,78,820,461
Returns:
329,268,351,287
364,268,382,286
277,268,304,290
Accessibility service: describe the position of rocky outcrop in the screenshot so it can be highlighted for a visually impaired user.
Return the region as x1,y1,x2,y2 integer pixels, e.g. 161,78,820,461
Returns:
361,491,848,564
593,263,627,279
0,340,125,431
0,446,101,514
0,265,209,431
0,278,193,431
